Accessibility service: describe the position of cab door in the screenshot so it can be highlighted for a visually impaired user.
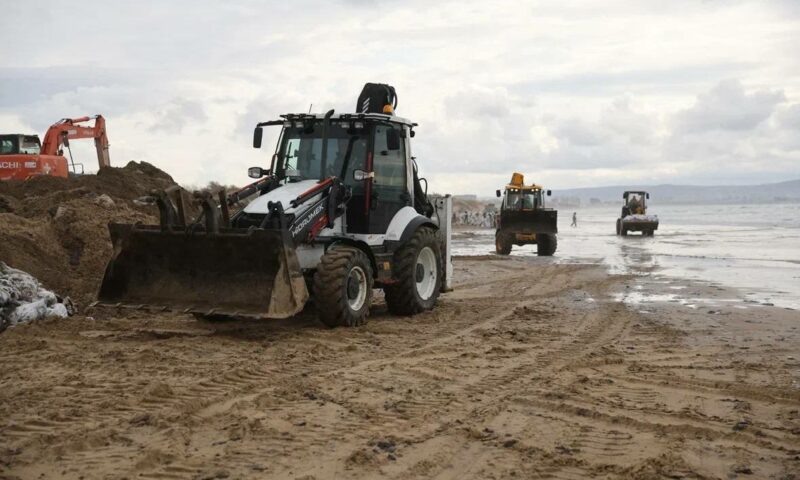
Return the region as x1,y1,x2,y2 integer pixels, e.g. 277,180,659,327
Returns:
343,135,370,234
367,123,410,234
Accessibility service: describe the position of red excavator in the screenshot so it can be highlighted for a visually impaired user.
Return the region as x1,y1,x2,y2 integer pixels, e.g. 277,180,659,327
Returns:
0,115,110,181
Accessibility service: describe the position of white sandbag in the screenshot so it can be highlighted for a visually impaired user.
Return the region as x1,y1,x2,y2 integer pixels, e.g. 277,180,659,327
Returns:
623,214,659,223
0,262,73,329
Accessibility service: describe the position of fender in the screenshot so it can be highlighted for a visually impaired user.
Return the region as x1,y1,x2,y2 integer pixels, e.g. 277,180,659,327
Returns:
377,216,441,287
327,238,378,275
398,215,438,245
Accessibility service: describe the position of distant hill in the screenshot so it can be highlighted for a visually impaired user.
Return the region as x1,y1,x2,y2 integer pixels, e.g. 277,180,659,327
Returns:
549,179,800,206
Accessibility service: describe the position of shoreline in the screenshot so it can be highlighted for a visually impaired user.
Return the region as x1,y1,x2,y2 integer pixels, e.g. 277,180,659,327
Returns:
451,224,800,311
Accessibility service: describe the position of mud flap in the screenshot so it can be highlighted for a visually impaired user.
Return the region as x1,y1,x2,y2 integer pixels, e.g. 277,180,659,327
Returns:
97,224,309,318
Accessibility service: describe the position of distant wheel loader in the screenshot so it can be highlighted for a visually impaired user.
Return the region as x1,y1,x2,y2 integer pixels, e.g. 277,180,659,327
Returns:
95,83,453,327
494,173,558,256
616,190,658,236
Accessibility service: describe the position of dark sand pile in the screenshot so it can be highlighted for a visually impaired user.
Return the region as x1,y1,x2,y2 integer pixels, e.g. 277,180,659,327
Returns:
0,162,176,307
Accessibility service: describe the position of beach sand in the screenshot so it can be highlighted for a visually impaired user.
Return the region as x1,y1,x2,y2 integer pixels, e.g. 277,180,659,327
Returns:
1,256,798,479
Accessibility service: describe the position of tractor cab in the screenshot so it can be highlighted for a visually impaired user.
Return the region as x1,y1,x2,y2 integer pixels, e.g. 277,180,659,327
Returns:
622,190,650,216
250,112,421,235
497,172,551,211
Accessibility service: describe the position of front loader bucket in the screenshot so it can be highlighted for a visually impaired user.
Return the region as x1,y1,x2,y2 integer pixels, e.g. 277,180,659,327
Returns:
97,224,309,318
501,209,558,235
528,210,558,234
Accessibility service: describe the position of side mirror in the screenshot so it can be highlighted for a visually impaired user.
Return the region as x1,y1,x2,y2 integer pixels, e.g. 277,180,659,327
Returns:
386,128,401,151
253,127,263,148
353,169,372,181
622,193,626,199
646,193,650,199
547,190,552,196
248,166,269,178
496,189,502,198
409,130,415,138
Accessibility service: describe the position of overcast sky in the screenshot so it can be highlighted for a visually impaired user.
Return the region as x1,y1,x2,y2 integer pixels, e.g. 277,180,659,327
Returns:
1,0,799,195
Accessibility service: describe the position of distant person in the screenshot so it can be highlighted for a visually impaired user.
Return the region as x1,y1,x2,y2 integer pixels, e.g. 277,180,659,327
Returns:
571,212,577,227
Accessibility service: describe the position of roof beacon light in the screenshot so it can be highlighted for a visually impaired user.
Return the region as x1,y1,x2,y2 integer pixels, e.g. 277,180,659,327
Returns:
383,104,394,114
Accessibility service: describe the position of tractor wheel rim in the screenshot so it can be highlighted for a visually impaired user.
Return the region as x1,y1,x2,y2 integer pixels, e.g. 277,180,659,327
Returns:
346,266,368,311
415,246,437,300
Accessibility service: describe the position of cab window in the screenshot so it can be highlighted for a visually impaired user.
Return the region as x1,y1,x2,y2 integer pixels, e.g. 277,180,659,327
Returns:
373,124,406,190
0,137,17,155
20,136,41,155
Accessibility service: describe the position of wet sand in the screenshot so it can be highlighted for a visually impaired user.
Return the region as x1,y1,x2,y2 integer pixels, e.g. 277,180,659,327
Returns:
1,257,799,479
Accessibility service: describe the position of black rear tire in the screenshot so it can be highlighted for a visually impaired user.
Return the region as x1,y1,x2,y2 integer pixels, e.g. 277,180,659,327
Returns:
495,230,512,255
385,227,443,316
537,233,557,256
314,246,373,328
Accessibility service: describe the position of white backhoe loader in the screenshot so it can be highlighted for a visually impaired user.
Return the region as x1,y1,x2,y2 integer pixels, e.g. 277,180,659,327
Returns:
95,83,453,327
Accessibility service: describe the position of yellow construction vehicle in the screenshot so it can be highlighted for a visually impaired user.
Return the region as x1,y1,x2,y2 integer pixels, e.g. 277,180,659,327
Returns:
495,173,557,256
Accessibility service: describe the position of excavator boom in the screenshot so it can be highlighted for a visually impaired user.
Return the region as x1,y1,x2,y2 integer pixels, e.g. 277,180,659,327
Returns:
41,115,111,169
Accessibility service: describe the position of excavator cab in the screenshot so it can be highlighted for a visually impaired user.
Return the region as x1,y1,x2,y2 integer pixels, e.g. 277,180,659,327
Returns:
0,135,41,155
0,134,69,180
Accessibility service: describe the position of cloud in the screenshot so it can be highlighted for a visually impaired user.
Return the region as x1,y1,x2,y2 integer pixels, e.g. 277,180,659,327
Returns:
556,118,605,147
0,0,799,194
775,103,800,131
673,79,786,134
443,86,515,119
150,98,208,134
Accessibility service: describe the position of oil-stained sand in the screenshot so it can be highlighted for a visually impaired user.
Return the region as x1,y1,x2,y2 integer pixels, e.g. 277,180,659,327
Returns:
1,257,799,479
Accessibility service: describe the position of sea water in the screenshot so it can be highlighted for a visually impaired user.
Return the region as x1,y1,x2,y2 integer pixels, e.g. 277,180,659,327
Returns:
451,203,800,309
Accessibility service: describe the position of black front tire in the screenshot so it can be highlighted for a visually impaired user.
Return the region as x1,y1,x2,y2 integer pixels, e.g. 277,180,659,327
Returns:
537,233,557,256
616,219,622,235
495,230,512,255
314,246,373,328
385,227,443,316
